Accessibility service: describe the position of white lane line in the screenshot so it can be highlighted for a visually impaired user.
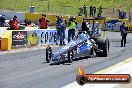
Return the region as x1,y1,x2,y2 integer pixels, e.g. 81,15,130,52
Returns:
62,57,132,88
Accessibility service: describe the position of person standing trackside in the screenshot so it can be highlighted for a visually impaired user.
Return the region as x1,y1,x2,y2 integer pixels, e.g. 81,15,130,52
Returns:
0,15,6,27
97,6,103,18
93,5,96,17
83,5,87,17
120,22,128,47
9,15,19,30
90,6,93,17
59,16,67,45
39,14,50,29
55,15,66,45
56,15,60,45
68,16,77,43
82,18,89,32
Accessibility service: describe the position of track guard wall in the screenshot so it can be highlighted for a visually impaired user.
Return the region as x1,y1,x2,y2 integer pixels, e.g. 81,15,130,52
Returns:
1,30,12,51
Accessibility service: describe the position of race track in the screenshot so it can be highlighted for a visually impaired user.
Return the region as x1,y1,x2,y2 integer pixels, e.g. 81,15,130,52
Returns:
0,31,132,88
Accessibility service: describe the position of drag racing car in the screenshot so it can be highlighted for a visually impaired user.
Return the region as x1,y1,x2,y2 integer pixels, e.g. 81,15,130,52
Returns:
46,32,97,63
46,17,110,64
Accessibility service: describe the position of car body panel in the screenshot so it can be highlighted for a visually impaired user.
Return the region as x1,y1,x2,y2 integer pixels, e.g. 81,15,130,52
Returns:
51,33,94,62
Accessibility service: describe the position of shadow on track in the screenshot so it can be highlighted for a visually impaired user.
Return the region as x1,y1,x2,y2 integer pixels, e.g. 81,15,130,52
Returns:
48,56,90,66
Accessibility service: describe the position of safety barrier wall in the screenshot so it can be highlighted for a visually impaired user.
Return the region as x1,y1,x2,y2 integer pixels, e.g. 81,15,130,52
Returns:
1,30,12,50
25,13,72,25
104,18,131,32
0,28,69,50
25,12,131,32
128,25,132,33
25,12,129,25
13,29,69,48
12,29,60,49
104,25,132,33
1,27,132,51
25,13,41,23
25,13,105,24
0,27,8,50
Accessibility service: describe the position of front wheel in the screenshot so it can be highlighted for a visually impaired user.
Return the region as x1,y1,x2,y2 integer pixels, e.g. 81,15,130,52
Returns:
90,47,96,58
68,50,73,63
46,47,52,63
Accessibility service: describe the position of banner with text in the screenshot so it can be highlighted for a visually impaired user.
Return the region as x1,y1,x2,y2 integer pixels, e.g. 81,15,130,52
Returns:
12,31,27,48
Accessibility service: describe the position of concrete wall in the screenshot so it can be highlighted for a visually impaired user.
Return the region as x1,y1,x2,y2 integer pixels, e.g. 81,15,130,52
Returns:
1,30,12,50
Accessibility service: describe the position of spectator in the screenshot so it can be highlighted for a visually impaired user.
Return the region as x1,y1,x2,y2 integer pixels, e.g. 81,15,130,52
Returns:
56,15,67,45
117,9,121,19
78,6,83,16
82,18,91,35
9,15,19,30
0,15,6,27
97,6,103,18
68,16,77,43
39,14,50,29
83,5,87,17
90,6,93,17
120,22,128,47
56,15,60,45
59,16,67,45
93,5,96,17
124,11,126,18
82,18,89,32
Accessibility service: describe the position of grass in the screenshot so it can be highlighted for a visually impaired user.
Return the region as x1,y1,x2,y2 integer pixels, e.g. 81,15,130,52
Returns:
0,0,131,15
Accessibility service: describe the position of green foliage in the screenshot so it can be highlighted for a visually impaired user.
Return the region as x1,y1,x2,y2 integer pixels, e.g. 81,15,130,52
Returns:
0,0,131,15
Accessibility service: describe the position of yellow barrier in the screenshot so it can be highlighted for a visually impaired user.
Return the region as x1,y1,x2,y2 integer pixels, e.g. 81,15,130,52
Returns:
1,30,12,51
25,13,65,24
76,16,83,23
119,19,129,26
25,13,70,23
25,13,41,22
25,13,58,23
128,24,132,32
25,12,129,24
25,13,84,24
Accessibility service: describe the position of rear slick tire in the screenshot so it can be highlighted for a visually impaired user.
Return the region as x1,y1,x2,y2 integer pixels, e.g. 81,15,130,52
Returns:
95,37,109,57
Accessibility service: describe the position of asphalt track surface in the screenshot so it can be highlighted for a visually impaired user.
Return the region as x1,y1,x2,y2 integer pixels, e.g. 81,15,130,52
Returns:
0,32,132,88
